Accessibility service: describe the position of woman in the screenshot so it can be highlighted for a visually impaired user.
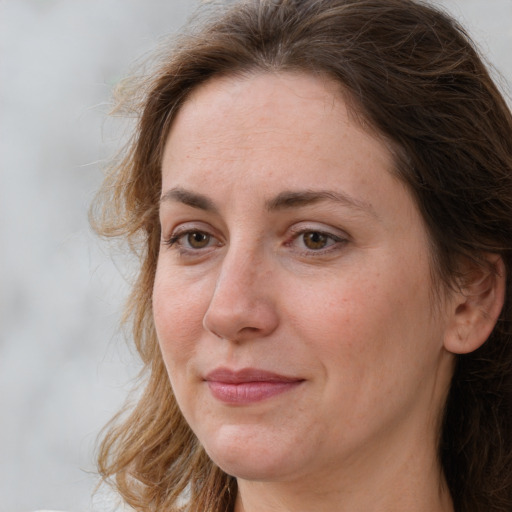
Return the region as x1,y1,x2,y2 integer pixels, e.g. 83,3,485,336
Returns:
92,0,512,510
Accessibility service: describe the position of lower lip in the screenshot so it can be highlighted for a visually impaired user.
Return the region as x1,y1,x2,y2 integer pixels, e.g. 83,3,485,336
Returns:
207,380,303,404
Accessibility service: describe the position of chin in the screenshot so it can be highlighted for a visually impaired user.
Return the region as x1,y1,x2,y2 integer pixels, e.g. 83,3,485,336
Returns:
211,454,289,482
200,424,299,481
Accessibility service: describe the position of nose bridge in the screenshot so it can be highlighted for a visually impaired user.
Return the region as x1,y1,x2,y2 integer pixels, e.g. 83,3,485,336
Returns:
218,239,261,293
203,237,278,341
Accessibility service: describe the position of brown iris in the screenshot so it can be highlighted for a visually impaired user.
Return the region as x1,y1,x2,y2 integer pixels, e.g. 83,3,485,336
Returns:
303,231,329,250
187,232,210,248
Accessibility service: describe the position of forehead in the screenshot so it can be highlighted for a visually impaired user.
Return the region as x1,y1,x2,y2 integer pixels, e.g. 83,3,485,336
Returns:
177,71,347,128
162,72,396,190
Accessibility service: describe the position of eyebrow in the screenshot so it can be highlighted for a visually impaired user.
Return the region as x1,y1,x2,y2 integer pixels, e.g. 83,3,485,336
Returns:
160,186,376,217
265,190,376,216
160,187,219,213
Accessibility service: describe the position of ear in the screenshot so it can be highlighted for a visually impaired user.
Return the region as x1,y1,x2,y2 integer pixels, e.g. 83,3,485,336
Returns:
443,255,506,355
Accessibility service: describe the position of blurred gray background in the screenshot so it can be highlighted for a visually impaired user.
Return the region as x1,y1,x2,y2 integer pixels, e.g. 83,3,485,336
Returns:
1,1,511,511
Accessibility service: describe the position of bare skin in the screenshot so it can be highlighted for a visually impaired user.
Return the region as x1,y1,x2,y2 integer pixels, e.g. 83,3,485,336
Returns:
152,71,505,511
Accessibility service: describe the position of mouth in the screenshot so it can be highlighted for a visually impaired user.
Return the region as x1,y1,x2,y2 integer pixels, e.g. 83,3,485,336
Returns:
204,368,304,405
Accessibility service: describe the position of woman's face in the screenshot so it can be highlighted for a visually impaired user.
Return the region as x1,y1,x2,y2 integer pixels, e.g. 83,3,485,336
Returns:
154,72,455,485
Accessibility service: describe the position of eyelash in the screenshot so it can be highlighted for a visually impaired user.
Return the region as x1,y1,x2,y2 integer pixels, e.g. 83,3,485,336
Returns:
163,227,348,257
164,229,219,252
286,228,348,256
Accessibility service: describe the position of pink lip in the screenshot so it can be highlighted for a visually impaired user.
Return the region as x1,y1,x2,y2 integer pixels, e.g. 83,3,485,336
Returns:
204,368,304,405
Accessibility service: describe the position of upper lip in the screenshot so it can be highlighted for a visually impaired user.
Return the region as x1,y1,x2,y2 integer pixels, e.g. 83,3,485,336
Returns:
204,367,303,384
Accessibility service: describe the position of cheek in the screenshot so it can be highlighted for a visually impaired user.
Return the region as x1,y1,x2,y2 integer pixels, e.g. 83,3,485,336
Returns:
288,270,392,349
291,261,437,382
300,273,440,443
152,268,208,370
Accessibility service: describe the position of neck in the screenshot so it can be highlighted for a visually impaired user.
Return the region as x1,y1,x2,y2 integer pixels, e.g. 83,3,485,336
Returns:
235,468,453,512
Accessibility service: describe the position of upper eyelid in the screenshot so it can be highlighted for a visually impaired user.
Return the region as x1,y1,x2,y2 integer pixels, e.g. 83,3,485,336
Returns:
287,222,350,239
162,220,350,244
287,229,347,247
165,226,217,242
163,221,219,238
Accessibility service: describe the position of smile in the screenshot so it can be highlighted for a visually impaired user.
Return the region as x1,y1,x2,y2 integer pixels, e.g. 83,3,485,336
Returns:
204,368,304,405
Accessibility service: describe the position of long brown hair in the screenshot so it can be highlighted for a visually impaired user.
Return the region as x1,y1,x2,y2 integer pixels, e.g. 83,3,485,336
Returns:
92,1,512,510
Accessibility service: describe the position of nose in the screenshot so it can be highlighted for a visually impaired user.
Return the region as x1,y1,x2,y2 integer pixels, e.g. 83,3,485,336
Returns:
202,246,279,343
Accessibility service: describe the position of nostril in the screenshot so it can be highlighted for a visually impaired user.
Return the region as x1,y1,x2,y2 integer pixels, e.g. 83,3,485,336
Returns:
203,296,279,343
207,323,263,343
209,328,227,341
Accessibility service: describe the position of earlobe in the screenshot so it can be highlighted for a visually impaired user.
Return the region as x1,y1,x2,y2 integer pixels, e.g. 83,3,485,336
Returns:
443,255,506,355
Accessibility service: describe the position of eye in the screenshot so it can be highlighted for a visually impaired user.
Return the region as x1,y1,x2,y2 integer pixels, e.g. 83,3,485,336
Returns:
164,228,219,251
186,231,211,249
301,231,333,250
286,226,348,255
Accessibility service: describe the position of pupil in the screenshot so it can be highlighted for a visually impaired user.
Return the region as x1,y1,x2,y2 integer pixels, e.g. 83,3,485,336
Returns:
189,232,209,248
305,232,326,249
